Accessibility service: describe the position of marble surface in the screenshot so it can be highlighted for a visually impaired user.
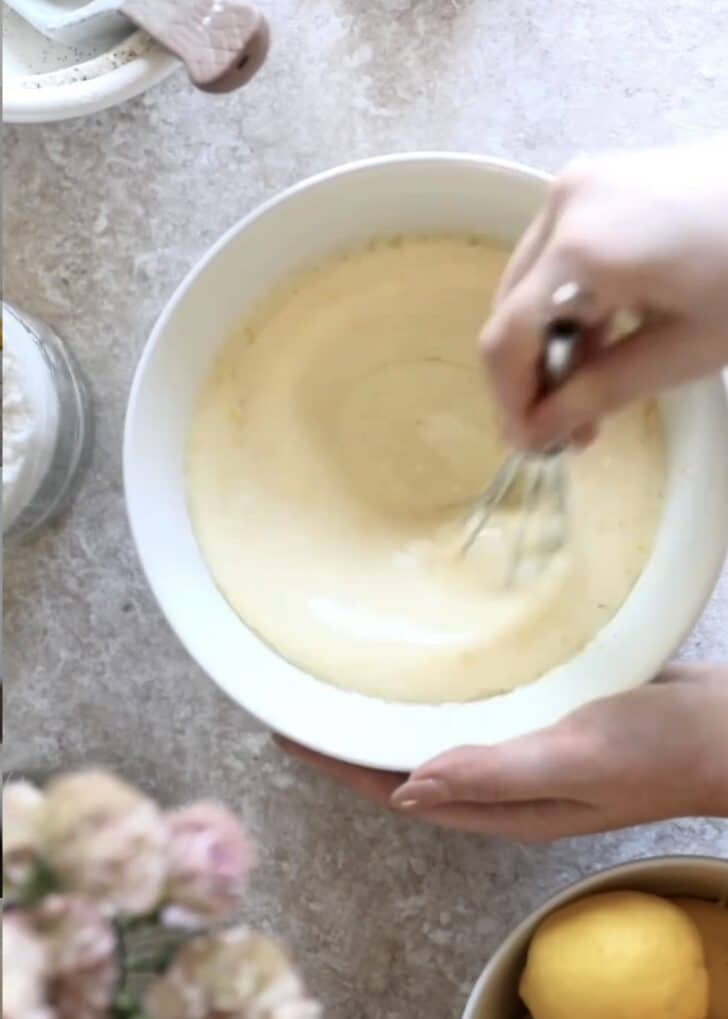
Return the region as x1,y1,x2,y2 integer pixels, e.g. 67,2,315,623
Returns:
4,1,728,1015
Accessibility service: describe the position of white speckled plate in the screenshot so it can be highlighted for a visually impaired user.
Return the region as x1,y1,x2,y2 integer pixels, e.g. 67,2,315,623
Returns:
3,4,178,122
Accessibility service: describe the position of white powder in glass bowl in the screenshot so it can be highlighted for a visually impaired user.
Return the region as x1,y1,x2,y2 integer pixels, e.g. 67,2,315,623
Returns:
2,310,59,532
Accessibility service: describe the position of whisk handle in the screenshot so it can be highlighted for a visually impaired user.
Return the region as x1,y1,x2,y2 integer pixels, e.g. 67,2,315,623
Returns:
537,285,587,456
540,280,589,395
541,318,582,394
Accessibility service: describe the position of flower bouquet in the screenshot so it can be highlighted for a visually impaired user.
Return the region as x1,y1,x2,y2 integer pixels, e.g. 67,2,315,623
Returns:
2,771,321,1019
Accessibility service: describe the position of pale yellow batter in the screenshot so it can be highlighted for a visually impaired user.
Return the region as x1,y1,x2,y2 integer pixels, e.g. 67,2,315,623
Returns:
187,236,665,703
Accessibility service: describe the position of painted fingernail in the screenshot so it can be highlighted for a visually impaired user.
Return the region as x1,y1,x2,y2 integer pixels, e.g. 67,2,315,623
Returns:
391,778,450,811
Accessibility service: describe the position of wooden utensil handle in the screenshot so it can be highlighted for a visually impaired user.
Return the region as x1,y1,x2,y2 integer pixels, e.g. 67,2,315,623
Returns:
121,0,269,94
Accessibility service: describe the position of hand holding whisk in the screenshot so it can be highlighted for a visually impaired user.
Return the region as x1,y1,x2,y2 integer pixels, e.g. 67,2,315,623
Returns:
461,282,587,585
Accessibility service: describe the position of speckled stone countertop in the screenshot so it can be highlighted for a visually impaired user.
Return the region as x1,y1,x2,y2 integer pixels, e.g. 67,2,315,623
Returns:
4,2,728,1016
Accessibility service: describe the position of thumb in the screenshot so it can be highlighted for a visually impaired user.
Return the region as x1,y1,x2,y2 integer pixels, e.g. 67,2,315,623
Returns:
390,725,576,810
522,316,704,449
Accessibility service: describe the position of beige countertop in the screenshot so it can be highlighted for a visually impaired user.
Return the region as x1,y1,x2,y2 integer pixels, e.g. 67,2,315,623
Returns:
4,1,728,1015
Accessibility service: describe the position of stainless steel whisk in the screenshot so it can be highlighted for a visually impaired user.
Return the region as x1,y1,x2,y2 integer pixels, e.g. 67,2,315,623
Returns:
462,282,586,585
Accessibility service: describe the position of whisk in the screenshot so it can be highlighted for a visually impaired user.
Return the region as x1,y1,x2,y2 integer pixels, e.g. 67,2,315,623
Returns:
462,282,586,585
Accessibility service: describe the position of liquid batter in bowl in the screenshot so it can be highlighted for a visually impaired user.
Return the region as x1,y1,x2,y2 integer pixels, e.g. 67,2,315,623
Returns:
186,236,665,703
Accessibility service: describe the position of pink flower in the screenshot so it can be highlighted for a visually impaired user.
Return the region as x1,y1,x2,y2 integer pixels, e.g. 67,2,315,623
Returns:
145,927,322,1019
2,912,55,1019
3,781,45,901
33,895,118,1019
40,770,167,917
162,802,254,927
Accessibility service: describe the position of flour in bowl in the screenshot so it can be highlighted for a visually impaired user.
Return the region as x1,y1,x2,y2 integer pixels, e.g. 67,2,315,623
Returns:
2,314,59,532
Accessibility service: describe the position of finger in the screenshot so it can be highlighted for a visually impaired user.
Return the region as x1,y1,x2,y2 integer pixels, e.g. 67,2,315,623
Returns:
480,267,606,446
480,268,553,432
391,725,580,810
493,163,587,307
281,731,603,840
521,316,705,449
493,205,556,306
572,421,599,448
655,662,719,686
274,736,402,806
396,798,601,842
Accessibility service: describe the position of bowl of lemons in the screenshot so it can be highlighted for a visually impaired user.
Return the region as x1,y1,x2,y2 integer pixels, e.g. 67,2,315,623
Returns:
463,855,728,1019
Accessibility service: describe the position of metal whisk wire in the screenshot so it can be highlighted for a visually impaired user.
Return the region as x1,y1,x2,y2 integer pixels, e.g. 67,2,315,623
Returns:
462,282,586,584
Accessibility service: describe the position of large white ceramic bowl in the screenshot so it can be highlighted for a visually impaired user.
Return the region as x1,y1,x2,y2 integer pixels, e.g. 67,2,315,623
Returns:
462,854,728,1019
3,7,177,123
125,153,728,772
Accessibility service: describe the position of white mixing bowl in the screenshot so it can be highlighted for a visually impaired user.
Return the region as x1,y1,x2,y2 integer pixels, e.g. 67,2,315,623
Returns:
124,153,728,772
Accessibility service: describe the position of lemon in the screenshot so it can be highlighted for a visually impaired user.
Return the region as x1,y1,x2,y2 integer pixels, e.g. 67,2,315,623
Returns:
519,890,709,1019
675,899,728,1019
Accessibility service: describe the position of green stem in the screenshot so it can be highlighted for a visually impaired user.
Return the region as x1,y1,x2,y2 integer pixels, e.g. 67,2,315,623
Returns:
117,912,162,933
124,958,160,971
111,989,150,1019
16,859,61,904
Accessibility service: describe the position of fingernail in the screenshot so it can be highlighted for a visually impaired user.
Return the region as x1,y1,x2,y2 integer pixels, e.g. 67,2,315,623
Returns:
391,778,450,811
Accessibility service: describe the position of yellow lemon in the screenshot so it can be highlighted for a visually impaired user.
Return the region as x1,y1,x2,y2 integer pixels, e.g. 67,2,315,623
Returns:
519,890,709,1019
675,899,728,1019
